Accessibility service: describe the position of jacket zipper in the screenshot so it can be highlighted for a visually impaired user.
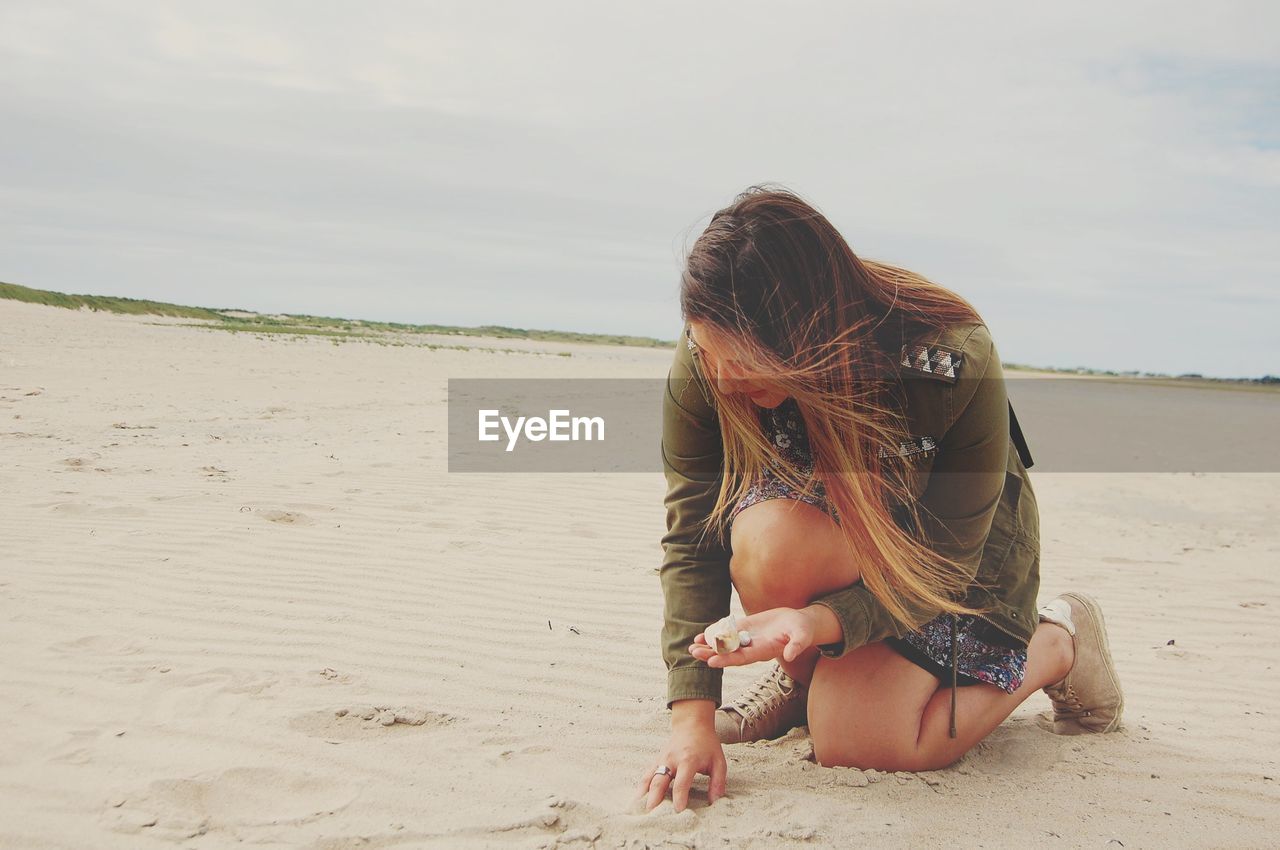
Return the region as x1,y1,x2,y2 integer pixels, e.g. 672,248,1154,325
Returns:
977,612,1033,646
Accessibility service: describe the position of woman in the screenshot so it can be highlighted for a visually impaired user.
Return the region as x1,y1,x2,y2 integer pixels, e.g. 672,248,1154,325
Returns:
639,187,1123,813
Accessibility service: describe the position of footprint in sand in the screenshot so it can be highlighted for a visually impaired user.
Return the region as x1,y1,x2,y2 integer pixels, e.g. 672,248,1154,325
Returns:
119,668,285,723
46,502,145,517
493,743,554,763
290,706,456,741
257,509,313,526
322,796,586,847
101,505,145,516
1154,643,1206,661
49,727,106,765
283,502,335,513
51,634,145,656
99,664,163,685
176,667,279,697
47,501,92,515
102,767,357,841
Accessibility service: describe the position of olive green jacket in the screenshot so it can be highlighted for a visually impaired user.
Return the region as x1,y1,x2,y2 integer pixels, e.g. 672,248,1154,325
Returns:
659,321,1041,707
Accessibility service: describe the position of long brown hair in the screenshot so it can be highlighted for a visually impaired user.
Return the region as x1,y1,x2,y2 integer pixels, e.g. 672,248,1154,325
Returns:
681,186,986,629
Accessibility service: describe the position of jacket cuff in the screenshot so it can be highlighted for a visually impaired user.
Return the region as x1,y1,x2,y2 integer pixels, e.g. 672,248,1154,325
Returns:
809,584,878,659
667,664,722,709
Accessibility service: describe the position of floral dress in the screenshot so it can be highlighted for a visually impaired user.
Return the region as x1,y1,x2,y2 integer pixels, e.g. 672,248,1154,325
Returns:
728,397,1028,694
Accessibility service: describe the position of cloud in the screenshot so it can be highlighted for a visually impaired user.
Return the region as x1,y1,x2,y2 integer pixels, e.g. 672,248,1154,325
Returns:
1,1,1277,375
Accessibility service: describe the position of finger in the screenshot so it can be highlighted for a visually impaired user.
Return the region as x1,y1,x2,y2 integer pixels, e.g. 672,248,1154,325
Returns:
782,633,810,662
692,632,709,645
712,639,780,667
782,621,815,662
645,770,673,812
637,760,673,798
636,765,659,798
670,761,695,813
708,752,728,804
706,646,757,668
689,644,715,661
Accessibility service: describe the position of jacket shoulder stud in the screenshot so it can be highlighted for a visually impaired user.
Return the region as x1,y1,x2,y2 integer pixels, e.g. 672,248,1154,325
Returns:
878,435,938,460
901,343,962,383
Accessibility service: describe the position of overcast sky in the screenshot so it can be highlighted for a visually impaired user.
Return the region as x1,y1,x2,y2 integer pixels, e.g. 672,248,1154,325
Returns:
2,2,1277,376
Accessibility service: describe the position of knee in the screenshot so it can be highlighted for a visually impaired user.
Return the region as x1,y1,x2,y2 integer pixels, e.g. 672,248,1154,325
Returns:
729,500,855,611
729,532,803,609
813,730,960,773
812,738,876,771
812,740,953,773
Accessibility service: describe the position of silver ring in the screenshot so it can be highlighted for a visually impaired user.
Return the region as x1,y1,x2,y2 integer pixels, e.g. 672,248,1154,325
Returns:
653,765,673,777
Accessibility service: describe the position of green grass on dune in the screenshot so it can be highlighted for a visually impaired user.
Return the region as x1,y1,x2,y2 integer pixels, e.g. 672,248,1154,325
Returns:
0,281,674,349
0,281,225,320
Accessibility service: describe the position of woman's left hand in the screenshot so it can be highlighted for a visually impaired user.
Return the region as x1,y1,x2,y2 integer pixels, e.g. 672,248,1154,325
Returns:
688,607,818,668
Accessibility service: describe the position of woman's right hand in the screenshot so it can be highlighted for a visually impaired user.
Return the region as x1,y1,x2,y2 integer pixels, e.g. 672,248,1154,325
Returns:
637,701,727,812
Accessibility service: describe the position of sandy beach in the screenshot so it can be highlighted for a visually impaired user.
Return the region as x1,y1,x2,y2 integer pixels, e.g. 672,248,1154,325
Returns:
2,298,1278,849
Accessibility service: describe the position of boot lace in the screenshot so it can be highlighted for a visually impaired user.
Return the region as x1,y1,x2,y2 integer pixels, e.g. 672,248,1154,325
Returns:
727,666,798,724
1047,682,1092,719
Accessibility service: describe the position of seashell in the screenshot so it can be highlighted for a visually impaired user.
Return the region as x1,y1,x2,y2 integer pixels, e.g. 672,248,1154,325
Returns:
708,615,753,654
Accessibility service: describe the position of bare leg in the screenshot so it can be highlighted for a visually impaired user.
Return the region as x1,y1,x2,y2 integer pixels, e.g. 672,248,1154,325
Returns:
728,496,1077,769
808,621,1075,771
729,499,860,686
